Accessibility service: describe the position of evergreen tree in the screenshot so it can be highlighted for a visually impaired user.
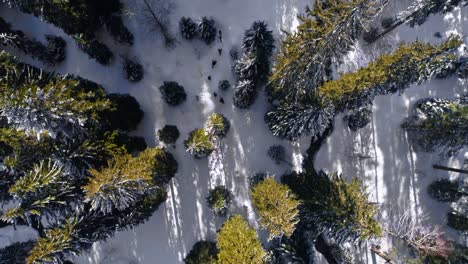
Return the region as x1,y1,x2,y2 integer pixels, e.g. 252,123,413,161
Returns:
232,21,274,109
251,178,300,239
402,96,467,154
26,218,79,264
205,113,230,138
217,215,266,264
206,185,231,216
198,17,217,45
184,128,213,158
270,0,390,102
159,81,187,106
157,125,180,144
428,179,465,202
0,76,112,139
123,58,144,82
83,147,175,214
185,241,218,264
266,102,335,141
179,17,198,40
0,17,66,65
283,171,382,242
232,80,257,109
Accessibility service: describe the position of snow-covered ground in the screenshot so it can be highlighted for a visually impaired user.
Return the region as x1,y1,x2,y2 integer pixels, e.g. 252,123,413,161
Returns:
0,0,467,263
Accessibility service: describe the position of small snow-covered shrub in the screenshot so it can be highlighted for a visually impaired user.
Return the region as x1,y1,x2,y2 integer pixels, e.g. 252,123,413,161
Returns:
123,58,144,82
198,17,217,45
179,17,198,40
267,145,286,165
229,47,239,61
205,113,230,138
381,17,394,29
362,26,380,43
184,241,218,264
159,81,187,106
343,107,372,131
207,185,231,216
447,211,468,231
184,128,213,158
218,80,231,91
232,80,257,109
457,61,468,79
44,35,66,64
428,179,463,203
158,125,180,144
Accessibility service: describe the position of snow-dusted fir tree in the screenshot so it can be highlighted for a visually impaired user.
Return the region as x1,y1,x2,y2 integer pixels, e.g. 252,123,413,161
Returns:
270,0,390,102
198,17,217,45
0,76,111,140
179,17,198,40
232,21,274,109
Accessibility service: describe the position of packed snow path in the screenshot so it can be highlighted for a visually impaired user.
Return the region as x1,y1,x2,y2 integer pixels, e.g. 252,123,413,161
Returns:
0,0,467,263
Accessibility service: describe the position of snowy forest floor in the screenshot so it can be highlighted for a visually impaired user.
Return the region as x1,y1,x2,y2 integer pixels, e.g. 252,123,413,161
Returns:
0,0,467,263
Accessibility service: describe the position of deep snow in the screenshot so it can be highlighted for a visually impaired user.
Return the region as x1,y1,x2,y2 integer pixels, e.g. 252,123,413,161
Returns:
0,0,466,263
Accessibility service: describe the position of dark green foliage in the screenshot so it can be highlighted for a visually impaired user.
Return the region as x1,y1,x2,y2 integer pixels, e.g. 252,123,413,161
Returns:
106,93,144,132
158,125,180,144
6,0,132,64
362,26,380,43
0,52,170,262
428,179,464,202
152,147,178,185
114,133,147,154
207,185,231,216
198,17,217,45
232,21,274,109
74,34,113,65
0,241,35,264
123,58,144,82
242,21,275,57
232,80,257,109
266,102,335,141
447,211,468,231
185,241,218,264
457,61,468,78
381,17,395,29
159,81,187,106
218,80,231,91
343,106,372,131
0,17,66,65
105,14,134,45
267,145,286,165
180,17,198,40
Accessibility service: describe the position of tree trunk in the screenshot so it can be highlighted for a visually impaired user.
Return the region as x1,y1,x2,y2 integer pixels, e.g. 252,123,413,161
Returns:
370,246,395,264
433,164,468,174
141,0,175,46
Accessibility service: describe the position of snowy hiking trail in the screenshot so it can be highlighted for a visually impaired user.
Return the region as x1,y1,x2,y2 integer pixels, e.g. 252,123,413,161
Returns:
0,0,467,263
